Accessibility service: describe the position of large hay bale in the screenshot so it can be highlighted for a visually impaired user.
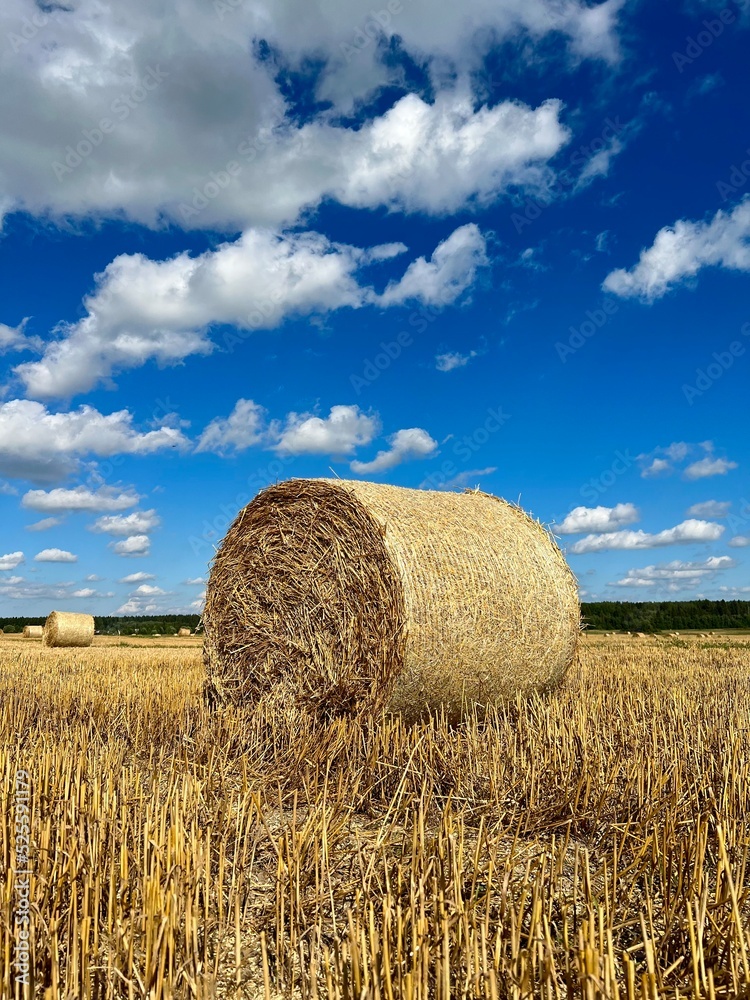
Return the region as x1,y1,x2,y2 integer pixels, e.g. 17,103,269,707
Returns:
42,611,94,648
178,627,192,636
23,625,43,638
204,479,580,722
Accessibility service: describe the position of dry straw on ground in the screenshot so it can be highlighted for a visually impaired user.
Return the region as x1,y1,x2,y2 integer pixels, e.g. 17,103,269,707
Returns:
43,611,94,648
204,479,580,721
23,624,43,638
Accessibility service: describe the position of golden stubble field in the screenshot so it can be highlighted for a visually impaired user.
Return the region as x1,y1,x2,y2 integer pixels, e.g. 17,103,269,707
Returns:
2,633,750,999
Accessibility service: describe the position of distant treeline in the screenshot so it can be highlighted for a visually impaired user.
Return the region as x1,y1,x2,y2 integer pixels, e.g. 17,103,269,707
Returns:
3,604,750,635
581,600,750,632
0,614,202,635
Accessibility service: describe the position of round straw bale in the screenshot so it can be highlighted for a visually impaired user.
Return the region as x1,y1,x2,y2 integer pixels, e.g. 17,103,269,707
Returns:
178,627,192,636
204,479,580,722
23,625,43,638
42,611,94,648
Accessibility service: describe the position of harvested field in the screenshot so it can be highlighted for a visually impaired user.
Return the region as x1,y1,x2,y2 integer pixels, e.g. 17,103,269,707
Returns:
2,632,750,998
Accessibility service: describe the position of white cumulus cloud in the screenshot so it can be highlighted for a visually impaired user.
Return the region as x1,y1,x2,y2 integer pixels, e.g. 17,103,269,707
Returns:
35,548,77,563
272,405,380,456
0,0,609,233
683,457,738,480
0,400,188,482
350,428,438,474
378,225,488,307
22,485,140,514
0,551,25,571
570,519,724,554
110,535,150,557
686,500,731,518
555,503,639,535
119,571,156,583
195,399,267,455
603,197,750,301
90,509,161,537
15,226,488,400
612,555,735,590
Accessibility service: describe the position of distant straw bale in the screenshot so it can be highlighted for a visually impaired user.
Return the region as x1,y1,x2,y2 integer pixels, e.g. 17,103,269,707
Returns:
204,479,580,723
23,625,43,638
178,628,192,636
42,611,94,648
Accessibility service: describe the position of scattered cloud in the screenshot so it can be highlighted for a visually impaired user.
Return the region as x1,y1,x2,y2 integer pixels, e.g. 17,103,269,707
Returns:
603,196,750,301
25,517,62,531
22,485,140,514
133,584,166,596
377,225,488,307
0,400,188,483
15,226,490,400
195,399,266,455
0,320,42,355
184,577,204,585
575,136,624,190
436,467,497,490
272,405,380,457
34,548,77,563
90,510,161,537
686,500,731,518
611,555,735,590
435,350,479,372
638,441,736,481
570,519,724,553
116,598,160,614
683,456,738,480
110,535,150,557
350,428,438,474
119,572,156,583
555,503,639,535
0,551,24,571
72,588,113,599
729,536,750,548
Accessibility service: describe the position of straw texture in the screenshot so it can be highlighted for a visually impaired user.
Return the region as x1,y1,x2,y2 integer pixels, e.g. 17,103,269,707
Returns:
43,611,94,648
204,479,580,722
23,625,43,638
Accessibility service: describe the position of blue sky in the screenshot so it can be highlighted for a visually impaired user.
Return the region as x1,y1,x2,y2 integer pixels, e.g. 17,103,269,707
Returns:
1,0,749,615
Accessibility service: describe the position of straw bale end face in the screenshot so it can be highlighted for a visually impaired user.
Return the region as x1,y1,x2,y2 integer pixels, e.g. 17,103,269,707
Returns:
203,479,580,723
43,611,95,648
